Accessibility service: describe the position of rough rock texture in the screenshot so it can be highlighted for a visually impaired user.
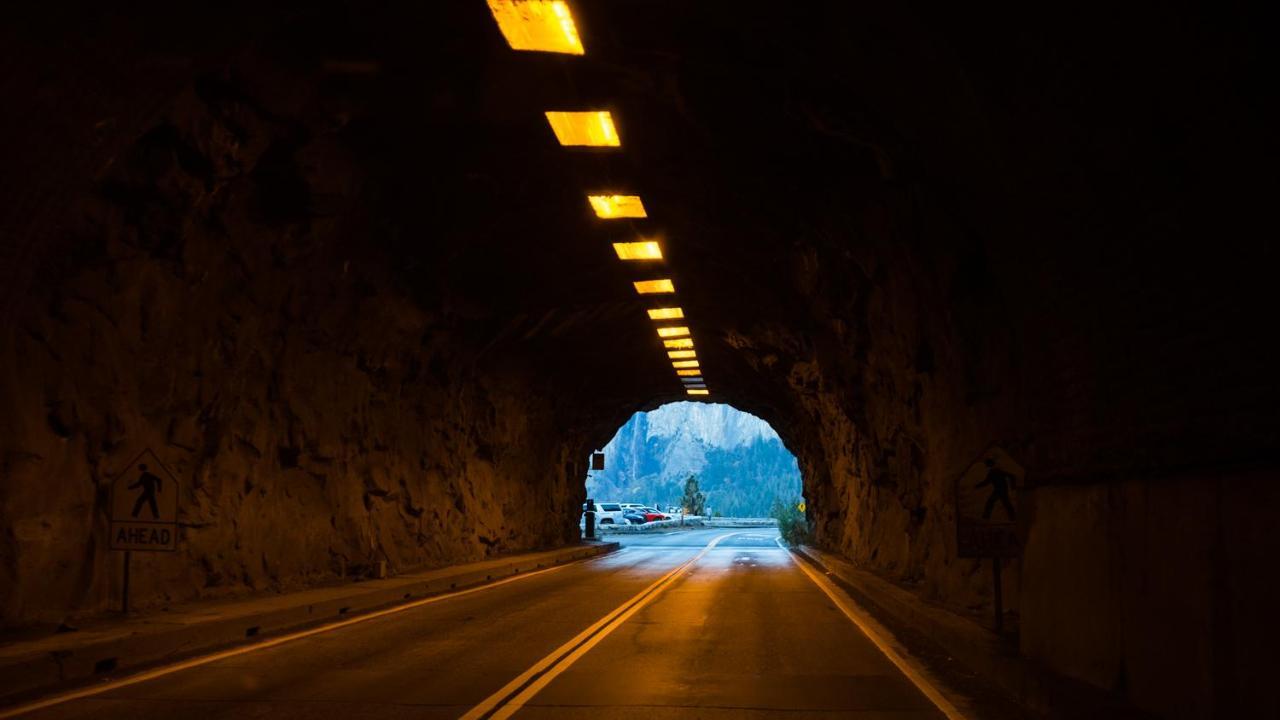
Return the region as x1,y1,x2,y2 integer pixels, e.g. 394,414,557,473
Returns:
0,61,581,622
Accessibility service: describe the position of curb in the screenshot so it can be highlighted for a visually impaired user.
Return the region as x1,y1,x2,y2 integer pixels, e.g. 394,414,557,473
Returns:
793,546,1148,718
0,542,618,708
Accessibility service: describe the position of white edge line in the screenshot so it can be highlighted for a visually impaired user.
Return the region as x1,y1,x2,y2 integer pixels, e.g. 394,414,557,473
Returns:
787,552,970,720
0,554,605,719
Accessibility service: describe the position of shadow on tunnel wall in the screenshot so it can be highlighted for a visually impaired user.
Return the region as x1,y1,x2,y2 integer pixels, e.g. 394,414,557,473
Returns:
0,3,1274,717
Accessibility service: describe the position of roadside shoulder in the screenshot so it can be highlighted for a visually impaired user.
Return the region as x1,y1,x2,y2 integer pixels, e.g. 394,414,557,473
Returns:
0,542,618,710
793,546,1152,719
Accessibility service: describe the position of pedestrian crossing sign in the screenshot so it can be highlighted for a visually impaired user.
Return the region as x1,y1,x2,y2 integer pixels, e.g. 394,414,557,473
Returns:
955,446,1024,558
109,448,179,551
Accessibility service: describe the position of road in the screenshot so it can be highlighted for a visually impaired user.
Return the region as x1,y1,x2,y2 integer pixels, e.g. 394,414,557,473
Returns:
12,529,951,719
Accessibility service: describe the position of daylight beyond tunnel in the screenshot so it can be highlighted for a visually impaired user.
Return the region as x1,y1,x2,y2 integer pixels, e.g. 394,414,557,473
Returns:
587,403,801,518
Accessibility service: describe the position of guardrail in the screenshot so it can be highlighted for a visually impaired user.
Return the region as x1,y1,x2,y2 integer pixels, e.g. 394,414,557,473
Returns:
595,516,704,533
590,516,778,533
701,517,778,527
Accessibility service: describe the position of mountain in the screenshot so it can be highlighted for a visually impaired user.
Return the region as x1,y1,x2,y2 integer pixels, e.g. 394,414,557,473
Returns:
586,402,802,517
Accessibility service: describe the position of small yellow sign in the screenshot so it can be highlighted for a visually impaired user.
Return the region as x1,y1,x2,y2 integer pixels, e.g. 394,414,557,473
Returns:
797,502,806,513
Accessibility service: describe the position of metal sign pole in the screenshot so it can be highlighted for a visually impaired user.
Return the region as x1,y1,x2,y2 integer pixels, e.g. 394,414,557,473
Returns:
992,557,1003,633
122,550,131,614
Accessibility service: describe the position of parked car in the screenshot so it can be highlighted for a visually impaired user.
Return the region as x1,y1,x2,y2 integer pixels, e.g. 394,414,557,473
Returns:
640,507,668,522
622,510,647,524
582,501,626,525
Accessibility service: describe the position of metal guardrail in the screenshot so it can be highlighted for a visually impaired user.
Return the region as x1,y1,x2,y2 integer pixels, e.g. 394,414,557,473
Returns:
701,517,778,527
591,516,778,533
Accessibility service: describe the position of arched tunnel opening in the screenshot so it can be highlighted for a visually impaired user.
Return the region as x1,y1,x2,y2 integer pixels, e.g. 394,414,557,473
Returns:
583,401,803,523
0,2,1273,718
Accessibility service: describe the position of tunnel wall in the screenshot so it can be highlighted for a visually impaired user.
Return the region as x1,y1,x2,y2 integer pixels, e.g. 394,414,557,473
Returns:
721,171,1274,718
0,79,581,626
698,8,1277,713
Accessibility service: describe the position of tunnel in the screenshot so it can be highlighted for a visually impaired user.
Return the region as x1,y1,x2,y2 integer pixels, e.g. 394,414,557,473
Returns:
0,2,1274,718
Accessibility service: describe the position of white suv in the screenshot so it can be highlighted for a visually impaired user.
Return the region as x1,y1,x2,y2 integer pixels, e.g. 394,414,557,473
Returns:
583,501,625,525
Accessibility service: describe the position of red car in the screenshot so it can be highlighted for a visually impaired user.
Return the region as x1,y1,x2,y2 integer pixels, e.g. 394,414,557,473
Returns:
641,507,668,522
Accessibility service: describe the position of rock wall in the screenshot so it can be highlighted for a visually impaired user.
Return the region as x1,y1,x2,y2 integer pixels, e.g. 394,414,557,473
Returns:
0,76,580,626
718,182,1276,718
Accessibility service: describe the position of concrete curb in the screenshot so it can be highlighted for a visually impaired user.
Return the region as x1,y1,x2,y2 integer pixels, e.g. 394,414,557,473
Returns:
794,546,1147,718
794,546,1026,692
0,542,618,708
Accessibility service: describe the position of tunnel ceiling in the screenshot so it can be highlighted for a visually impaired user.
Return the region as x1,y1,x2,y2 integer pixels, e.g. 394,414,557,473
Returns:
342,0,904,424
0,3,988,433
1,1,1269,462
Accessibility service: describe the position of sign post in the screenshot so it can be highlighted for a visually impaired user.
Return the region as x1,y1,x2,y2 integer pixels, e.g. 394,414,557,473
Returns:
109,448,179,613
955,446,1024,633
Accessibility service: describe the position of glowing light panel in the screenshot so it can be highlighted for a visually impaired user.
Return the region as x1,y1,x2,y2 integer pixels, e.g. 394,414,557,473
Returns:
667,350,697,359
656,326,690,338
672,360,700,369
545,111,619,146
686,388,710,396
612,241,663,261
588,195,647,219
676,369,701,376
663,338,694,349
487,1,584,55
647,307,684,320
633,278,675,294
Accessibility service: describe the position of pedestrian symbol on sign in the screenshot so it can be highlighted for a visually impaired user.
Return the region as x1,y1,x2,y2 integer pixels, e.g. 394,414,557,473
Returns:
128,464,164,519
976,458,1016,521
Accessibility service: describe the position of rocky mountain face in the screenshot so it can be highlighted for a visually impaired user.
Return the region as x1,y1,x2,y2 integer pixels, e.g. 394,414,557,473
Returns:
586,403,801,517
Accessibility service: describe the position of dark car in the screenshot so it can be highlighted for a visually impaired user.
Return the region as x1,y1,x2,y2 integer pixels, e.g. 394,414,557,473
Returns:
622,510,647,524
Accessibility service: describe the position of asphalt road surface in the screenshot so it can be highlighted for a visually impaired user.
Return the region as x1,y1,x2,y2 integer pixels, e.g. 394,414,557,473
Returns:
12,529,951,719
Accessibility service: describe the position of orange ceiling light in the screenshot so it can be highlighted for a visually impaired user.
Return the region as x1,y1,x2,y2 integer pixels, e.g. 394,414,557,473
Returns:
633,278,675,294
545,111,619,146
672,360,700,369
686,388,710,396
487,1,585,55
612,241,663,261
663,338,694,349
656,326,690,338
588,194,647,219
675,368,701,376
667,350,697,359
647,307,684,320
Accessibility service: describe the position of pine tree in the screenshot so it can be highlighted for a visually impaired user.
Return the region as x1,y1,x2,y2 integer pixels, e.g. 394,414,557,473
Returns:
681,475,707,515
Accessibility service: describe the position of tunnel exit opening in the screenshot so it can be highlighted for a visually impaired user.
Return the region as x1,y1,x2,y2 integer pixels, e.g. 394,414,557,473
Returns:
582,402,804,540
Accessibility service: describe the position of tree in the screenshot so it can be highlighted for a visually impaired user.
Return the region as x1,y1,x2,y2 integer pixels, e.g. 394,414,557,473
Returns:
770,497,810,546
681,474,707,516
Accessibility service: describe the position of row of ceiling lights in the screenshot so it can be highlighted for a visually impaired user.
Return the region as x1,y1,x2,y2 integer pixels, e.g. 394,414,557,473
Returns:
487,0,710,397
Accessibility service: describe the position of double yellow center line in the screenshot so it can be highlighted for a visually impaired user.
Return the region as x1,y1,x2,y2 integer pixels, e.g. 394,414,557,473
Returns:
460,533,736,720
